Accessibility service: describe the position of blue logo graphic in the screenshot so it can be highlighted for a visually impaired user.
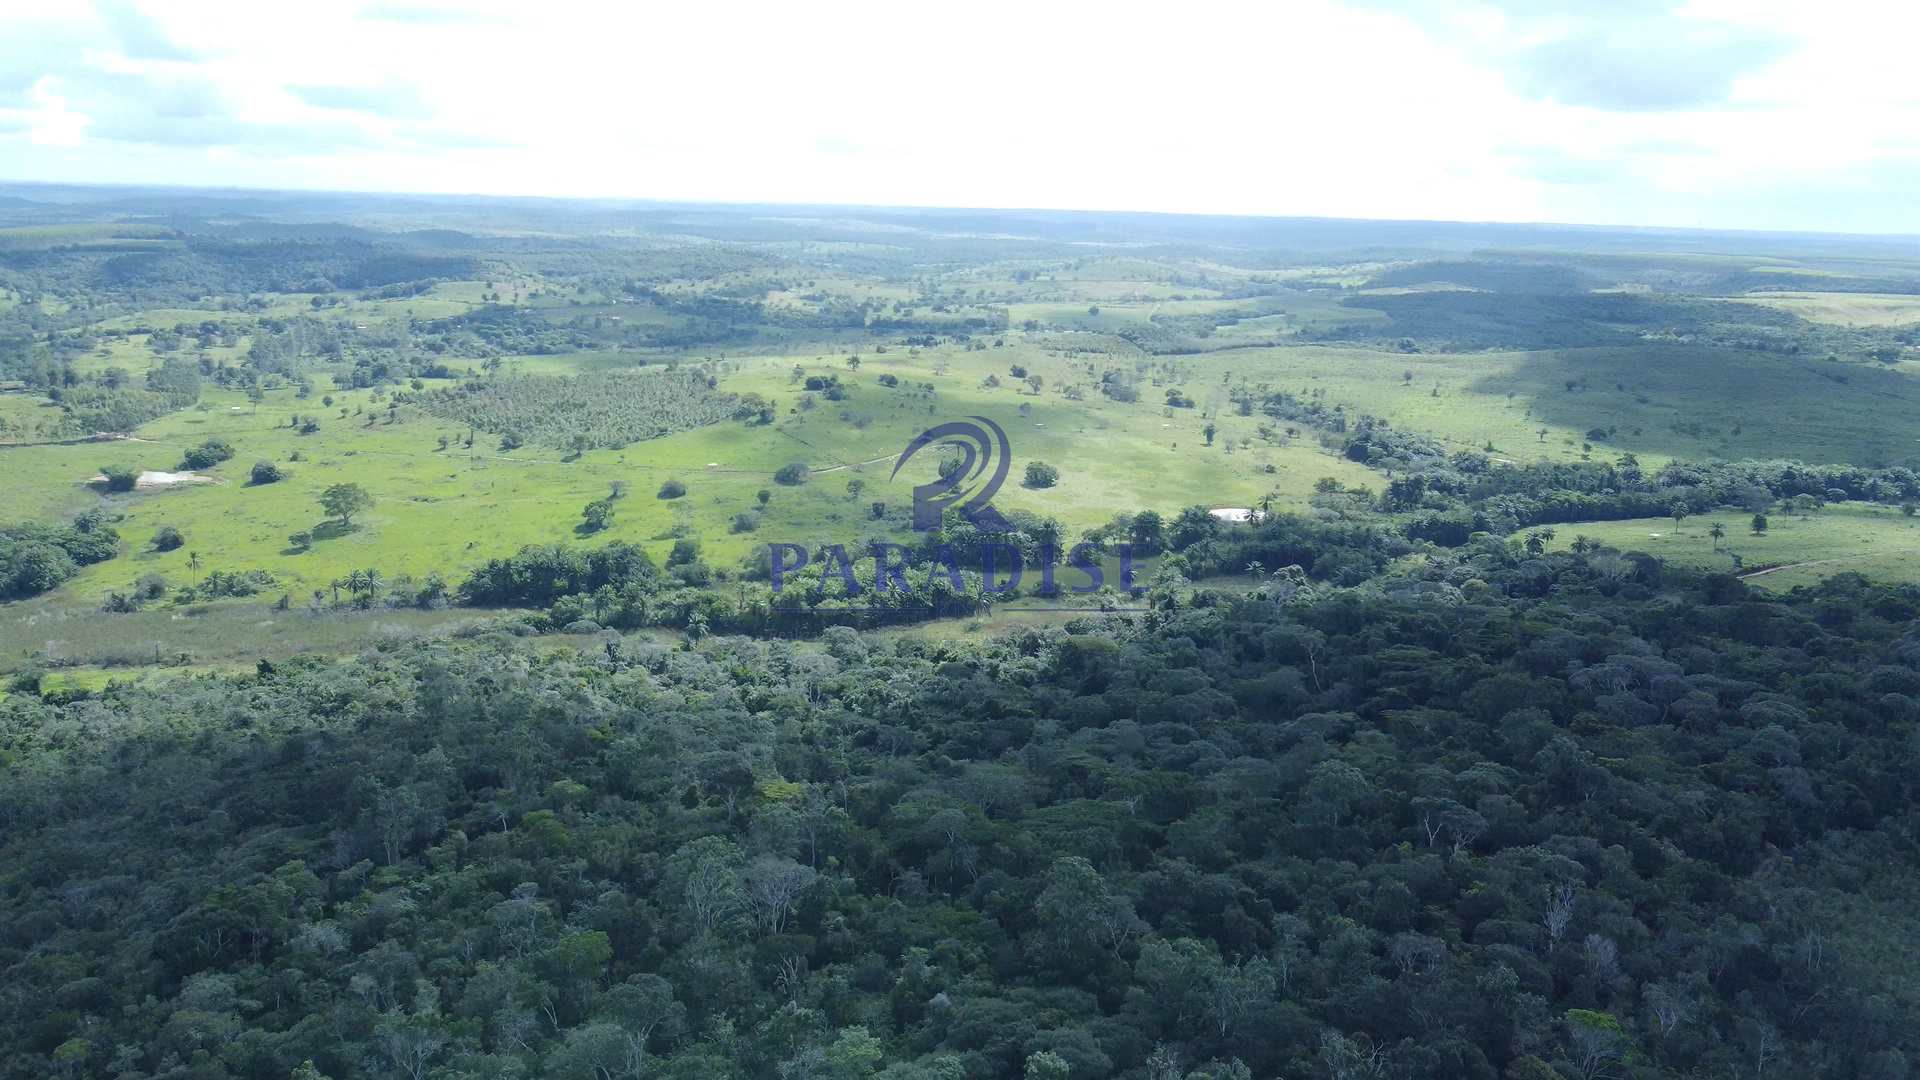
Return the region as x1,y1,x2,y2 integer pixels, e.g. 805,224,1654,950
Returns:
891,415,1012,531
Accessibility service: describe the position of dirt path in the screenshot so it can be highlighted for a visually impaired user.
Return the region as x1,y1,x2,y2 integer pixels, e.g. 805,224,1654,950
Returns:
1738,549,1920,579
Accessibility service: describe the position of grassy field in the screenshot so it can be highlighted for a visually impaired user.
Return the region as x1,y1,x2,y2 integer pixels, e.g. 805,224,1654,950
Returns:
0,222,177,251
3,339,1381,611
0,596,501,674
1734,291,1920,327
18,327,1920,616
1529,503,1920,591
1219,342,1920,469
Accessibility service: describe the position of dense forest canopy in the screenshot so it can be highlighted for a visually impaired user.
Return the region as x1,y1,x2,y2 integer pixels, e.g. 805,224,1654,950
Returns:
4,557,1919,1079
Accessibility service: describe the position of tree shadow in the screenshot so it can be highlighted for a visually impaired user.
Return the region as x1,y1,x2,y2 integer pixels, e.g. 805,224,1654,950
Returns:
310,520,360,541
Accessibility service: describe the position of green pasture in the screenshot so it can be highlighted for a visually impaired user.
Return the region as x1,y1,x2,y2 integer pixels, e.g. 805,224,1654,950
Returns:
0,392,64,442
1529,503,1920,591
1219,343,1920,469
1733,291,1920,327
0,223,176,251
0,596,495,674
5,340,1380,608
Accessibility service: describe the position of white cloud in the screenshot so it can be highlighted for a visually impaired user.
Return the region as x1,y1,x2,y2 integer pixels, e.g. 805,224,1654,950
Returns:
0,0,1913,233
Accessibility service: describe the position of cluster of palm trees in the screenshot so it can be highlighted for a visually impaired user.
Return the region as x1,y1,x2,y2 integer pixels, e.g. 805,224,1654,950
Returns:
320,568,385,609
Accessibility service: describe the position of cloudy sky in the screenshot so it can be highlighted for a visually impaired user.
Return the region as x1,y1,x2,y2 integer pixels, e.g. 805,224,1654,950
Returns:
1,0,1916,234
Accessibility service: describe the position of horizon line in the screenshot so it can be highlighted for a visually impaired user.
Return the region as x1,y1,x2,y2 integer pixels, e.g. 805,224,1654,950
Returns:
5,175,1919,244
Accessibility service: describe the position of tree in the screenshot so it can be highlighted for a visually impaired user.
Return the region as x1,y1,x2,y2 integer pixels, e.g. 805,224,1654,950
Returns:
741,855,815,935
152,525,184,551
1203,422,1217,446
1301,760,1370,826
1751,513,1769,535
250,460,284,485
1024,461,1059,488
320,483,374,525
1563,1009,1626,1080
582,498,615,533
1035,856,1143,968
1709,522,1726,549
289,530,313,552
664,836,745,936
1025,1051,1071,1080
775,463,810,486
1669,503,1689,530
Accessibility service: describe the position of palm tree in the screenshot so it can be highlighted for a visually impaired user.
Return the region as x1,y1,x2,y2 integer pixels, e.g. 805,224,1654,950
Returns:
1709,522,1726,549
1525,532,1547,556
1246,560,1265,582
346,570,369,597
328,578,343,606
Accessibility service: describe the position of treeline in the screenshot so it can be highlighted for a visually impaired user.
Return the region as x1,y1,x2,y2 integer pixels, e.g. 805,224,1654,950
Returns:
1355,425,1920,540
448,505,1408,639
1318,291,1805,352
421,305,599,357
455,539,995,636
0,236,474,304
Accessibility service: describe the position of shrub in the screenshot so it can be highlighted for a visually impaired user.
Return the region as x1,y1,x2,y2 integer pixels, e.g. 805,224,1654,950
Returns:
250,460,285,485
658,479,687,499
288,531,314,552
100,465,138,492
181,439,235,470
730,513,759,533
152,525,184,551
1024,461,1060,488
774,463,810,486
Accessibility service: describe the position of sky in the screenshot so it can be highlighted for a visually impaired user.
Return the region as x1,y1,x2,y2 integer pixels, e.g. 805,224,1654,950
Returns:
1,0,1917,234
